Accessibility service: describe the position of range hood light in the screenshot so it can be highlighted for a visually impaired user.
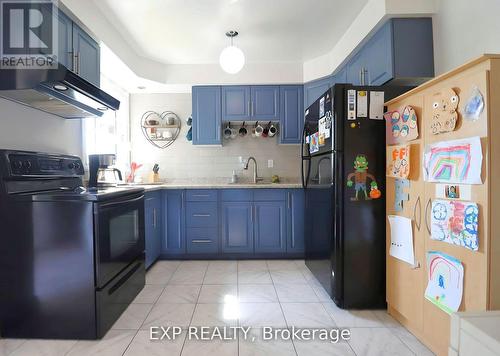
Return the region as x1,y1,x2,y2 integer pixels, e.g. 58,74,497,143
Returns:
97,107,109,111
53,84,68,91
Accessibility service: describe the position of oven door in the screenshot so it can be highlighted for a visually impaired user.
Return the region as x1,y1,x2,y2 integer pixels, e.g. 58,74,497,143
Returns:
95,193,145,288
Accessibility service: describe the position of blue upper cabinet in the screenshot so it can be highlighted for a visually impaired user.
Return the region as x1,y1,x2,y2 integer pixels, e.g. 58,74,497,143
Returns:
254,201,286,253
56,11,73,69
364,21,393,85
251,86,280,120
192,86,222,145
72,24,100,87
221,201,254,254
346,48,366,86
304,76,333,109
279,85,304,144
222,86,251,120
331,66,347,85
162,190,186,255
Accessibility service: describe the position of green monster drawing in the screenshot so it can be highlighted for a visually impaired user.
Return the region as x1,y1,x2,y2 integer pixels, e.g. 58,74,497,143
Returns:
346,155,380,201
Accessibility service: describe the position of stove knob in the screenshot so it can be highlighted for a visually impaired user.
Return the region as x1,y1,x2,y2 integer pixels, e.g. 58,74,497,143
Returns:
68,162,75,169
74,162,81,169
13,160,22,169
23,160,32,169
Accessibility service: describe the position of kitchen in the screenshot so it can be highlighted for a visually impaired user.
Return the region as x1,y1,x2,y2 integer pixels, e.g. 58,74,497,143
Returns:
1,1,500,356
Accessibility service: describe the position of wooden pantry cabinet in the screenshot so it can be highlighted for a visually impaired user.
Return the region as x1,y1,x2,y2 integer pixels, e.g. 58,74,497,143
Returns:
385,55,500,356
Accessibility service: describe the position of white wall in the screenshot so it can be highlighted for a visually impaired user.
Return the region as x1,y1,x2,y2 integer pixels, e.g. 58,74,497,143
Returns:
0,98,82,155
130,93,301,182
433,0,500,74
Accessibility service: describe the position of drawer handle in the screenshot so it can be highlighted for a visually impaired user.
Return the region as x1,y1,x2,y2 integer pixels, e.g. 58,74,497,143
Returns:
193,214,211,217
192,240,212,243
192,194,210,197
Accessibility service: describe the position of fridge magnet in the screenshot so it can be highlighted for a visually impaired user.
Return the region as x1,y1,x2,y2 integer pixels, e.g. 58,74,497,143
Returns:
445,185,460,199
386,144,410,179
430,88,460,135
309,132,319,154
431,199,479,251
463,86,484,121
369,91,385,120
388,215,415,266
423,136,482,184
346,154,380,201
394,178,410,212
435,183,471,201
385,105,418,144
357,90,368,118
319,96,325,117
347,89,356,120
425,251,464,314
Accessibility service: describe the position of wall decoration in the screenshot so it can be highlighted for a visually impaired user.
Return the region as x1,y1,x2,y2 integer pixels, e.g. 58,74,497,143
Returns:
423,136,482,184
394,178,410,212
464,86,485,121
430,88,460,135
436,184,472,201
425,251,464,314
346,155,380,201
141,111,181,149
387,144,410,179
385,105,419,144
431,199,479,251
388,215,415,266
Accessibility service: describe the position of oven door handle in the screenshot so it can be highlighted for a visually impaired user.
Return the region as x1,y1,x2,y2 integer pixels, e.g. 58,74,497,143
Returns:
99,194,144,209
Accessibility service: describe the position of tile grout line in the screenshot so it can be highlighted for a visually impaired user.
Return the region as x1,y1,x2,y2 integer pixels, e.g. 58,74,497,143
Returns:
120,260,183,356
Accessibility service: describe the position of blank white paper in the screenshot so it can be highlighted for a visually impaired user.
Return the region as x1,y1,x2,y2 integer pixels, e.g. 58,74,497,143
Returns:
388,215,415,266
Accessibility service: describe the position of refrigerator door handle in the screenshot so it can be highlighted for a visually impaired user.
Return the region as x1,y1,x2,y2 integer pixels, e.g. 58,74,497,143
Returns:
413,196,422,231
424,198,432,235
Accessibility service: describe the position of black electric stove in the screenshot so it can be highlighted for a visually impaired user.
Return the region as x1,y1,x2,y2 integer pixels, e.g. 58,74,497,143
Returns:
0,149,145,339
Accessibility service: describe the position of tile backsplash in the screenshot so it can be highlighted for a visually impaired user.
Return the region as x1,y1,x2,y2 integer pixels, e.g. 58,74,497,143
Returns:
130,93,301,182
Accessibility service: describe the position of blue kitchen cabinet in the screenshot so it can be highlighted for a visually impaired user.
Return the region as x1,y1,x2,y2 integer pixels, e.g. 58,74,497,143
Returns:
363,21,393,85
304,76,333,109
279,85,304,144
145,191,162,268
346,48,366,86
192,86,222,145
251,86,280,120
222,86,251,120
331,66,347,85
185,190,219,254
72,24,100,87
287,189,305,254
56,11,73,69
162,190,186,255
221,201,254,253
254,201,287,253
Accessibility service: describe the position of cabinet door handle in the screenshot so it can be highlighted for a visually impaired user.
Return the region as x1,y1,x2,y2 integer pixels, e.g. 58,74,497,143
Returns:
364,68,369,85
424,198,432,235
288,192,291,209
248,101,251,116
153,208,157,228
413,196,421,231
251,206,254,222
251,101,254,117
75,52,81,74
181,192,184,209
193,214,210,217
192,194,210,198
359,69,363,85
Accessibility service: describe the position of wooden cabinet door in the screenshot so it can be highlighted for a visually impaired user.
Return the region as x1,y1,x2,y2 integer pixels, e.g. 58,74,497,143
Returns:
221,201,253,253
192,86,222,145
254,201,286,253
421,68,490,356
251,86,280,120
72,24,100,86
222,86,251,120
386,96,426,333
279,85,304,144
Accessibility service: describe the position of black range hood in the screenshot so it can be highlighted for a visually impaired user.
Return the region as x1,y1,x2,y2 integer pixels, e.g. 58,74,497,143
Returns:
0,65,120,119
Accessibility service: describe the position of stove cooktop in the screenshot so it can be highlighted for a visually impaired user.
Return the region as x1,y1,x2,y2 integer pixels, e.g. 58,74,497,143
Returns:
25,186,145,202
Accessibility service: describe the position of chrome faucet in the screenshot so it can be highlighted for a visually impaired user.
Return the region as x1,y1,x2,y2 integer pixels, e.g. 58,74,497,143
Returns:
244,157,263,184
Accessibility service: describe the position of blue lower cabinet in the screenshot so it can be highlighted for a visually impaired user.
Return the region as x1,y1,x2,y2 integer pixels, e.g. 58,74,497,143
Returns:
185,202,218,228
162,190,186,255
254,201,286,253
287,190,305,254
221,201,254,253
145,191,162,268
186,228,218,254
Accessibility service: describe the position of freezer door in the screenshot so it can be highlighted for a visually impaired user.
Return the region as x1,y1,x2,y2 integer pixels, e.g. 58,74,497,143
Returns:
304,88,335,156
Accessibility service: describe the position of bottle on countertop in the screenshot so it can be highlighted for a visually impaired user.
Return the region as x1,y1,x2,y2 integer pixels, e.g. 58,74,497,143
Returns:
231,170,238,184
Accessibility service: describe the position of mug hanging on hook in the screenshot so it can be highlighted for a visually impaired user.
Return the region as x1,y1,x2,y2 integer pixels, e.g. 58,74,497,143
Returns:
268,123,278,137
239,121,248,137
254,122,264,137
223,122,233,139
262,121,272,138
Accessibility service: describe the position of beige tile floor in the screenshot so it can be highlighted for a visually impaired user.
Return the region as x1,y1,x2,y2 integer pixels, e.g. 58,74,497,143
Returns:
0,260,434,356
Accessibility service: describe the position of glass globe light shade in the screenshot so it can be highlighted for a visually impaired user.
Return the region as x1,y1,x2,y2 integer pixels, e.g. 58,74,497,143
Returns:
219,45,245,74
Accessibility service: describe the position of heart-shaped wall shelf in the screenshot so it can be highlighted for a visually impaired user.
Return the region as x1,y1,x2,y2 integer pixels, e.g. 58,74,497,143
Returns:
140,111,181,149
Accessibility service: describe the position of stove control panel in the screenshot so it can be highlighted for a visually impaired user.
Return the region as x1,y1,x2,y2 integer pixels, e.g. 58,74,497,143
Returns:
5,152,84,177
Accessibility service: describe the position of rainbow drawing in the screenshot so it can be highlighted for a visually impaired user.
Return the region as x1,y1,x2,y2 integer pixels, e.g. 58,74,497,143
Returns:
424,137,482,184
425,251,464,314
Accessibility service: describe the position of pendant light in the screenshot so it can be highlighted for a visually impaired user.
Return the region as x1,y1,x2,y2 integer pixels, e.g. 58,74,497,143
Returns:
219,30,245,74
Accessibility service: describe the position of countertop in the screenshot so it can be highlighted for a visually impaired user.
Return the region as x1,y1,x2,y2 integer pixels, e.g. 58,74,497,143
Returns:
120,178,302,191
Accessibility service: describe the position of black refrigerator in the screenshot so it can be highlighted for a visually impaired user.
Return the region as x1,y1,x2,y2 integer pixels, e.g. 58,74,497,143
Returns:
302,84,407,309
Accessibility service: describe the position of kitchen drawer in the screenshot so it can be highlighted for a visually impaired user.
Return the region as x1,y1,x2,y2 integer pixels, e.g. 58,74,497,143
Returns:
186,228,218,254
186,190,218,202
186,202,218,227
253,189,286,201
221,189,253,201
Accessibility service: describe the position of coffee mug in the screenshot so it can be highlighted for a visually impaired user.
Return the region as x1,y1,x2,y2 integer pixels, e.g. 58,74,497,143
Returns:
239,122,248,137
254,123,264,137
163,131,173,140
268,124,278,137
223,124,233,139
166,116,175,125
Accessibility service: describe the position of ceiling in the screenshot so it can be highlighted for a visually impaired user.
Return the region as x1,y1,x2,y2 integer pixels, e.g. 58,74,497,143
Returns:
94,0,368,65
